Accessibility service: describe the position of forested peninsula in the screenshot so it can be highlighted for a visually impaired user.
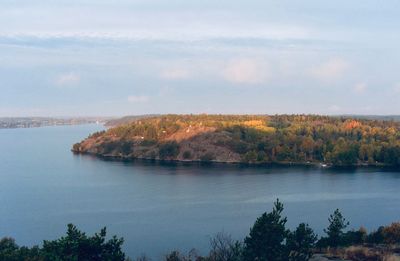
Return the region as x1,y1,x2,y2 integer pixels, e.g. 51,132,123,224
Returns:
72,115,400,167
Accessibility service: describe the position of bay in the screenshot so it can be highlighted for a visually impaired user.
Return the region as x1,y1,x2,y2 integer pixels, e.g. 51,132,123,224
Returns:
0,124,399,259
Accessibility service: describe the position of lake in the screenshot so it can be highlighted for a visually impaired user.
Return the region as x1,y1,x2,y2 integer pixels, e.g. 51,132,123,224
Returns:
0,124,400,259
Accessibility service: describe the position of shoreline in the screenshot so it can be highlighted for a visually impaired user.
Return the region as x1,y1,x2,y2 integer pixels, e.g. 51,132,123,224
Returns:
72,150,400,171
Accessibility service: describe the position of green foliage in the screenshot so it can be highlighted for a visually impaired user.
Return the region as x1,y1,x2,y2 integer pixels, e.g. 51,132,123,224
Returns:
243,151,257,163
382,146,400,166
120,141,134,155
323,209,350,247
366,226,385,244
182,151,192,160
228,140,248,154
341,227,367,246
0,224,125,261
141,140,157,147
0,237,41,261
4,201,400,260
287,223,317,261
243,199,288,261
243,200,319,261
42,224,125,261
330,139,360,165
102,141,120,154
159,141,180,159
200,153,215,162
88,131,106,139
256,151,267,162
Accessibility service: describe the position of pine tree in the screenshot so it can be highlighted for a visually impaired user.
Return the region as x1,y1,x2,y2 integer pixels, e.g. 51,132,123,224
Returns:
324,209,349,247
243,199,288,261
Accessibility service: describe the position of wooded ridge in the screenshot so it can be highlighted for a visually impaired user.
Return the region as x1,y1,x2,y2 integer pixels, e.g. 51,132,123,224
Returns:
72,114,400,167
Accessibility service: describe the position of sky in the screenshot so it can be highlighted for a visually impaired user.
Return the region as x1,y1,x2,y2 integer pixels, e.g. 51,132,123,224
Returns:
1,0,400,117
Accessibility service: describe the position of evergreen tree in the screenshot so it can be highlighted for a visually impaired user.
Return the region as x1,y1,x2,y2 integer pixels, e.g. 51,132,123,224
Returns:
42,224,125,261
324,209,349,247
243,199,288,261
287,223,317,261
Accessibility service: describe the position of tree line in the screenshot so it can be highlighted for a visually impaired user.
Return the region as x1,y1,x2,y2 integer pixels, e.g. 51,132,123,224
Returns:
2,200,400,261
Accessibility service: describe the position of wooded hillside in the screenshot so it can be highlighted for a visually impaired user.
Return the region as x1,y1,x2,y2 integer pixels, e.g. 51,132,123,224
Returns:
73,114,400,167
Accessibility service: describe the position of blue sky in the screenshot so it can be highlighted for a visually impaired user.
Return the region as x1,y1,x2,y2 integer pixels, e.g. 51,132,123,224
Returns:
1,0,400,116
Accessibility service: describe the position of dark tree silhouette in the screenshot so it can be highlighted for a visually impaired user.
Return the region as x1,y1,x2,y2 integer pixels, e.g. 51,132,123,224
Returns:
41,224,125,261
243,199,288,261
287,223,317,261
324,209,349,247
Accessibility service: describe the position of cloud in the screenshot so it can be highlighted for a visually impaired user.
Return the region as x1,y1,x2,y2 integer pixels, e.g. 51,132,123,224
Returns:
222,58,269,85
127,95,149,103
0,2,315,43
55,72,80,86
160,68,190,80
309,58,349,82
353,82,367,93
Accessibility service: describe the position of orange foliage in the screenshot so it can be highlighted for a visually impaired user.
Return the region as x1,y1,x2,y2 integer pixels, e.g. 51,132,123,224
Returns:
344,120,362,130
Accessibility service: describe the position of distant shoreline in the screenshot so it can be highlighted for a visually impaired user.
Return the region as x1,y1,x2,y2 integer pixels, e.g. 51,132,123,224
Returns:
72,150,400,171
0,117,110,130
0,123,102,130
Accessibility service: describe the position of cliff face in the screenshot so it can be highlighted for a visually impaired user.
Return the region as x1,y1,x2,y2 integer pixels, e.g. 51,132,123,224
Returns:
72,114,400,166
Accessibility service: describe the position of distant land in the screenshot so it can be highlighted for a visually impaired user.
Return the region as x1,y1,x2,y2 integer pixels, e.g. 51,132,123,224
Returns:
104,114,400,127
343,115,400,122
0,117,113,129
104,114,159,127
73,114,400,167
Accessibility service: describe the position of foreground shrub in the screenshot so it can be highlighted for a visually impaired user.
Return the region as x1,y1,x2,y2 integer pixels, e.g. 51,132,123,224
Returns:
208,232,243,261
343,228,367,246
367,226,385,244
164,249,200,261
344,246,382,261
383,222,400,245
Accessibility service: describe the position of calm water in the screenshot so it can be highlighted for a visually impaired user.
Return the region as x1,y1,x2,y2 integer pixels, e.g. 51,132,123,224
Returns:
1,124,400,259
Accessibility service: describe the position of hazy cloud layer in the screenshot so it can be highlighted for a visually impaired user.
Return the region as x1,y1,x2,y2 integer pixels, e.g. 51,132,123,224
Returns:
1,0,400,116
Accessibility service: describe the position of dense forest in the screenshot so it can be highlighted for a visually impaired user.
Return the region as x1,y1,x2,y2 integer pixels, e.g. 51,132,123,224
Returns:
73,115,400,167
2,200,400,261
